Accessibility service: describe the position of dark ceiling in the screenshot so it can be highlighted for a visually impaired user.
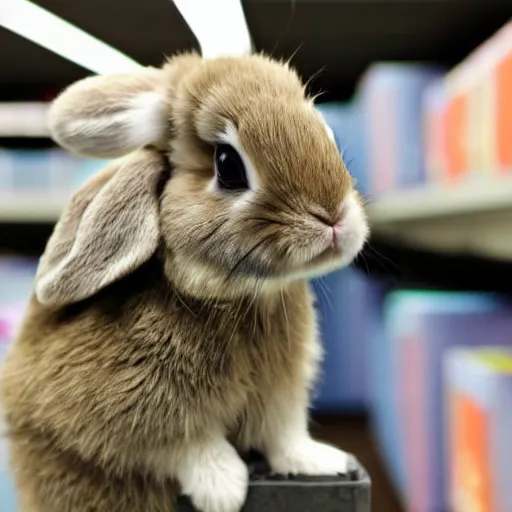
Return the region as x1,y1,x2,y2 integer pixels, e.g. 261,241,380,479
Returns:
1,0,511,101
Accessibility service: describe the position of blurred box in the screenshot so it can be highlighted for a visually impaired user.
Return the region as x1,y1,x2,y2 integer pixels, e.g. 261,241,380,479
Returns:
9,149,75,194
312,269,388,412
384,291,512,512
359,63,441,197
0,436,17,512
445,347,512,512
444,21,512,181
495,24,512,173
0,149,14,191
317,101,369,196
0,256,37,304
73,157,109,188
366,283,411,497
0,148,108,200
0,301,27,347
422,80,449,185
0,258,39,512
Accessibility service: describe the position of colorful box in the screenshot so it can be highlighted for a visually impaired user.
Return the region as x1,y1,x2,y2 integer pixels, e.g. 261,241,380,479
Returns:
366,284,409,496
0,256,37,304
72,157,109,189
495,24,512,173
0,148,108,200
384,291,512,512
9,149,74,194
358,63,442,197
0,148,15,191
0,436,17,512
443,21,512,181
0,301,27,347
445,347,512,512
422,80,449,185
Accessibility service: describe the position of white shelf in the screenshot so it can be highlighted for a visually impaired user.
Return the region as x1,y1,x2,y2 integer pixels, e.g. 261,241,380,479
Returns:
0,196,65,223
368,177,512,260
2,178,512,262
0,103,51,137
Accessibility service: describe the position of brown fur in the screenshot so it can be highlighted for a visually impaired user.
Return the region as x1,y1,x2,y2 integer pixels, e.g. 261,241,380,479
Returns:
2,259,316,511
0,52,368,512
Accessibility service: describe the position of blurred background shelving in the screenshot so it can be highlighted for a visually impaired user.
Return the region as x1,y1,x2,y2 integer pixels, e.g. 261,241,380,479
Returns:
368,178,512,260
2,2,512,512
0,196,63,223
0,102,50,137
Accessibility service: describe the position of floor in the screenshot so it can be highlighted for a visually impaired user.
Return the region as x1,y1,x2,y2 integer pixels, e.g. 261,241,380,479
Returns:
312,414,403,512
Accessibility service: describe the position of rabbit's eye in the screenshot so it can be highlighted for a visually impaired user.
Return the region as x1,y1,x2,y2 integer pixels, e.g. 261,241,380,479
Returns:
214,144,249,191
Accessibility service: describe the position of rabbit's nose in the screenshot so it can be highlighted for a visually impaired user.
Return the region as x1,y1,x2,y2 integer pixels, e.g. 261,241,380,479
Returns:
309,207,345,229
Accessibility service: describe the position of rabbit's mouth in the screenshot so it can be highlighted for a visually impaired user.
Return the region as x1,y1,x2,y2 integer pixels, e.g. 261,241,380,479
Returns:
278,247,348,282
226,245,344,283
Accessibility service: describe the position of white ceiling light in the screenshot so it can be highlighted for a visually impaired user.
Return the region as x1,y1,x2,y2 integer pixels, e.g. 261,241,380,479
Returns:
0,0,142,75
173,0,253,58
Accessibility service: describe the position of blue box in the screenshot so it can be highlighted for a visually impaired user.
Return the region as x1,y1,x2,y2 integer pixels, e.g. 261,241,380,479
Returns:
316,101,369,196
312,269,389,412
358,63,442,196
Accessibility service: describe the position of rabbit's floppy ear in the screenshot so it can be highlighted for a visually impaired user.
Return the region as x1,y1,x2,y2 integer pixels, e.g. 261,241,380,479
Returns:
48,68,169,158
35,150,165,306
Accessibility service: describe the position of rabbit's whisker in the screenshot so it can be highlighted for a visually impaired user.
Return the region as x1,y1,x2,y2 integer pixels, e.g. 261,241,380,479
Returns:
280,283,291,354
316,277,333,312
366,244,401,274
249,217,286,227
226,234,274,281
173,288,197,318
199,222,226,244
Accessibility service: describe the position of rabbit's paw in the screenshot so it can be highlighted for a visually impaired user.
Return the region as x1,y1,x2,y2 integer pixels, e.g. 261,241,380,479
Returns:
269,438,351,476
178,439,249,512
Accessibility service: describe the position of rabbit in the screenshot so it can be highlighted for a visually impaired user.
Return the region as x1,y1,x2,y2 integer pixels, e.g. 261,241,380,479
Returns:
0,52,369,512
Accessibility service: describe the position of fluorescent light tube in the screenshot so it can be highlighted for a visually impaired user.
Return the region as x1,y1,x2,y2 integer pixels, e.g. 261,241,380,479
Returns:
173,0,253,58
0,0,142,75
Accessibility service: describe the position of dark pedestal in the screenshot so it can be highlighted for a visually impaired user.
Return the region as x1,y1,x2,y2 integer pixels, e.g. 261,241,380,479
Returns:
176,452,371,512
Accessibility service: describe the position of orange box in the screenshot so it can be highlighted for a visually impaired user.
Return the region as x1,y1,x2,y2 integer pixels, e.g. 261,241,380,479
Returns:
497,49,512,172
422,80,449,185
441,21,512,181
450,392,493,512
445,347,512,512
445,92,469,182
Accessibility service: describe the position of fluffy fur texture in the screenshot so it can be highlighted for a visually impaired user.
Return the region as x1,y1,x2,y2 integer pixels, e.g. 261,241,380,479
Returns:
0,52,369,512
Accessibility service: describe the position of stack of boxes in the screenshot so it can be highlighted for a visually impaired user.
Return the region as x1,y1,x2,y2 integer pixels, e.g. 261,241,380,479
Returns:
0,256,36,352
348,21,512,198
445,347,512,512
424,21,512,184
358,64,442,197
376,291,512,512
0,257,37,512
